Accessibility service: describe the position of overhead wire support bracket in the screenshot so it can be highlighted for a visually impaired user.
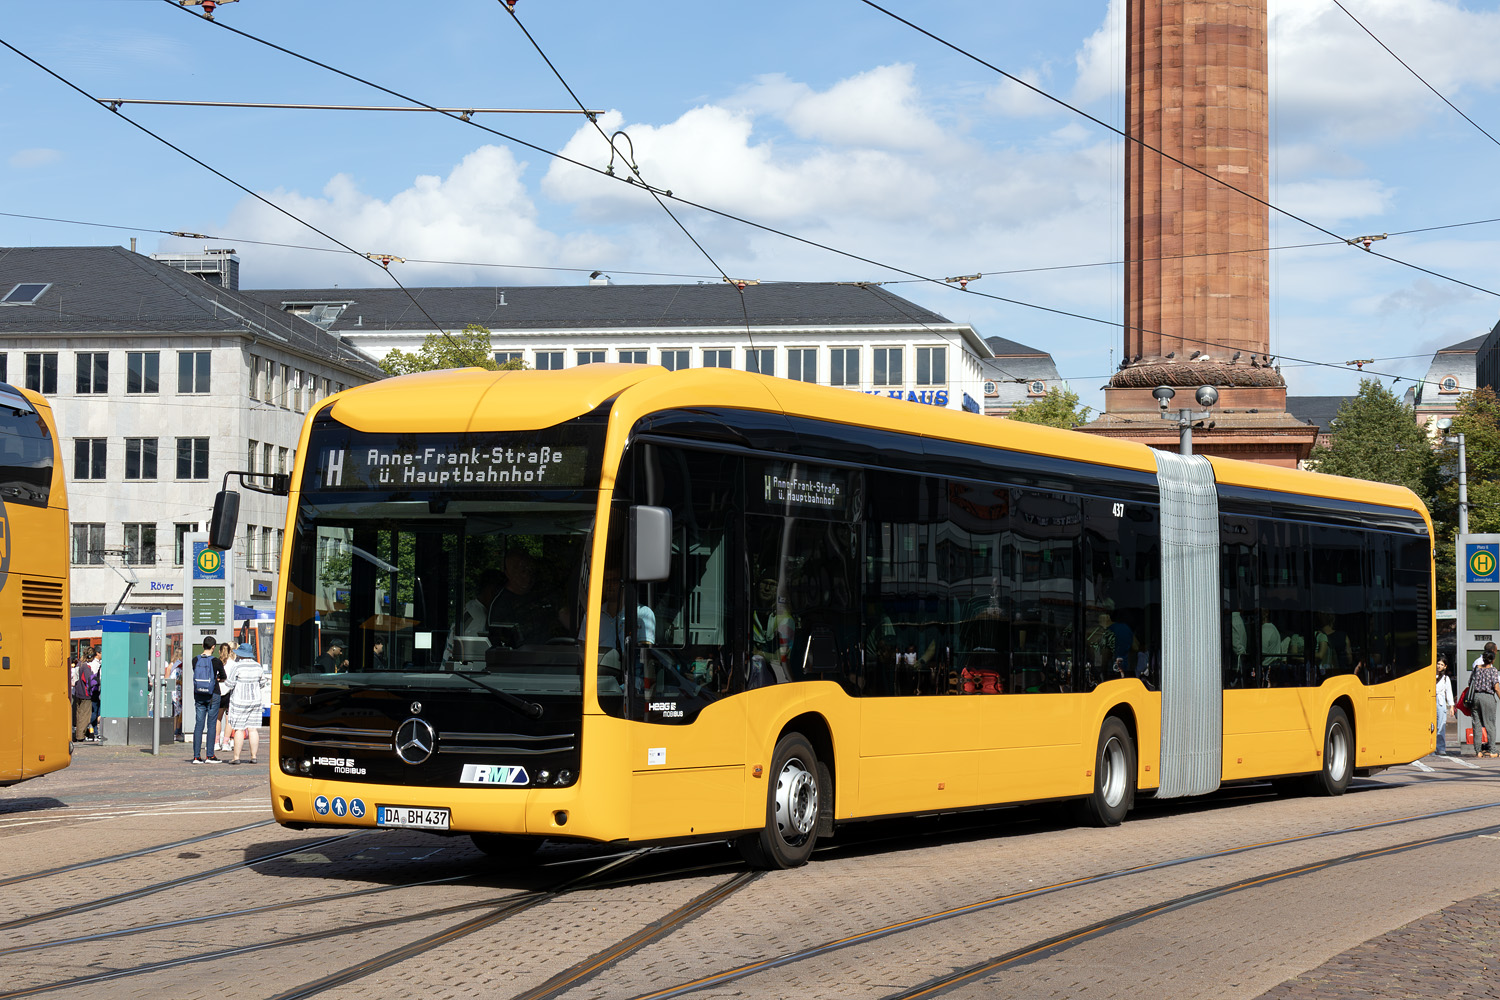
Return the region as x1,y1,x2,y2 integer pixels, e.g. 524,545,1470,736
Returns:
944,273,982,290
1346,233,1388,251
364,253,406,269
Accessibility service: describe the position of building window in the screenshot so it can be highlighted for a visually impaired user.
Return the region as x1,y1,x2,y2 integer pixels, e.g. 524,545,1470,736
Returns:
25,352,57,394
246,524,258,570
261,358,275,403
1441,376,1460,393
494,352,523,366
124,523,157,566
830,348,860,387
290,369,304,412
262,443,273,477
618,349,647,364
71,523,105,565
76,352,108,394
126,351,159,394
74,438,106,480
703,349,732,368
302,371,316,409
178,351,211,394
248,439,258,473
0,354,6,382
176,437,209,480
1028,380,1047,396
535,351,564,371
124,438,158,480
660,350,690,372
746,349,774,376
321,378,331,399
576,350,605,366
3,282,50,305
174,523,198,566
262,526,276,570
279,365,291,407
874,347,903,386
277,447,288,475
917,346,947,386
788,348,817,383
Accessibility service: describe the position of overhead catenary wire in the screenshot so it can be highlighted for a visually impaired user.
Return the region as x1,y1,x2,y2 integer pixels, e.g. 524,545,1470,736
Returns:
0,38,456,344
495,2,761,351
1330,0,1500,150
94,99,604,116
157,0,1500,362
853,0,1500,302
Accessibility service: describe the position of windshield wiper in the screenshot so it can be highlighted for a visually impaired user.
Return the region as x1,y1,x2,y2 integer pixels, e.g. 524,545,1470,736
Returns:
448,671,544,720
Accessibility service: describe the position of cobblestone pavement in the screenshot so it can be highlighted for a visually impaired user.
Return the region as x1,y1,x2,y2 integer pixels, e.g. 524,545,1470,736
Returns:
6,736,1500,1000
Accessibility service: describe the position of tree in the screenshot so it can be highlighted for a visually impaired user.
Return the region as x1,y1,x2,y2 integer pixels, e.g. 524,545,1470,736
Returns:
1304,379,1437,497
1430,387,1500,606
379,324,525,375
1007,386,1093,429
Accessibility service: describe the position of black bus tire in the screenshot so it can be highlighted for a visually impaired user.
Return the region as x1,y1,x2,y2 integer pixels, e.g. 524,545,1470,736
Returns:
738,733,823,869
1077,716,1135,827
1310,706,1353,796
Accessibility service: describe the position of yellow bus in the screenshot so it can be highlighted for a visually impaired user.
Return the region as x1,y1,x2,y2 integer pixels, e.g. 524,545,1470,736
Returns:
231,365,1433,868
0,382,70,785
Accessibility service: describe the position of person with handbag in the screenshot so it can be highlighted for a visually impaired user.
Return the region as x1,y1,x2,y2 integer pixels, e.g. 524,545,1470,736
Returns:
1470,650,1500,758
224,643,264,764
1436,653,1454,755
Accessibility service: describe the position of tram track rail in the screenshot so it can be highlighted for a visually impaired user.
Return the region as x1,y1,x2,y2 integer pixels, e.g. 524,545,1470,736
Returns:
619,799,1500,1000
0,831,363,932
0,818,277,889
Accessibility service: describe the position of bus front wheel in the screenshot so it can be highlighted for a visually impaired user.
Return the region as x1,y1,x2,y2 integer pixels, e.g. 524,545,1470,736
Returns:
1078,717,1135,827
1309,706,1353,796
738,733,823,869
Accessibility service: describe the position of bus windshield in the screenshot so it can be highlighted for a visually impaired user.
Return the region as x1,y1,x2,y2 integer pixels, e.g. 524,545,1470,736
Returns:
282,498,595,697
0,384,53,508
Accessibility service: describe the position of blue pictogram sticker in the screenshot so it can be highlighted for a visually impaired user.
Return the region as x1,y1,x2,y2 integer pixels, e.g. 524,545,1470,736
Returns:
349,798,366,819
313,795,330,815
331,797,347,817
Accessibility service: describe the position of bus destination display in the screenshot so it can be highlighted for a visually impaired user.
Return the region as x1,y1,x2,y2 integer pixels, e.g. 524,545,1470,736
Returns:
311,432,596,491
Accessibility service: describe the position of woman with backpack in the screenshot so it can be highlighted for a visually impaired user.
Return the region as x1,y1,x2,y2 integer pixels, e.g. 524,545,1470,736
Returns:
225,643,265,764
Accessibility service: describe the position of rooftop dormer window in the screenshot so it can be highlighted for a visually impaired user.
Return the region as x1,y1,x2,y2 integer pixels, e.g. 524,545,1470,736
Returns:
2,283,50,305
1440,376,1460,393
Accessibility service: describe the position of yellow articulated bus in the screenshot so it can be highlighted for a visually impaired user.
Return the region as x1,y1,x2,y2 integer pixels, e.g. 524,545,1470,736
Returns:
226,365,1433,868
0,382,70,785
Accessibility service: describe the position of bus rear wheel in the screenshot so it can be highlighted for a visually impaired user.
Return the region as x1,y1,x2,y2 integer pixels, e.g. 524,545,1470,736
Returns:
1077,717,1135,827
738,733,823,870
1309,706,1353,796
470,832,544,860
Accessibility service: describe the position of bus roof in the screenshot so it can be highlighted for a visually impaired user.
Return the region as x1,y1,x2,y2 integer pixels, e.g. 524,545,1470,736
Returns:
323,365,1428,518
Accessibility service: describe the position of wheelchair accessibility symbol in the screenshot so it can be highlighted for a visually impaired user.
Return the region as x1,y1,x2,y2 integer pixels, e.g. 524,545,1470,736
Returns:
349,798,366,819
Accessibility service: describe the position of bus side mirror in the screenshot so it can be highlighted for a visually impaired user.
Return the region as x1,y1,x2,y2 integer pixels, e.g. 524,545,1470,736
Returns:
208,490,240,551
629,505,672,582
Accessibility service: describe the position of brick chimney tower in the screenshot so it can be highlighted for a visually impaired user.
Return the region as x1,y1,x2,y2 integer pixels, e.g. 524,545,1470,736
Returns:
1081,0,1318,466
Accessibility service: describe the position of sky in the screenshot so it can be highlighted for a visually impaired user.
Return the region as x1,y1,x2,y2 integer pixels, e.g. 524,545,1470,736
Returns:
3,0,1500,411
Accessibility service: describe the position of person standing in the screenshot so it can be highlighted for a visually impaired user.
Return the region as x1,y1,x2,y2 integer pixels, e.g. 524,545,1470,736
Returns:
1435,653,1455,756
214,643,235,753
84,649,103,742
70,654,91,743
225,643,264,764
190,638,223,764
1470,649,1500,758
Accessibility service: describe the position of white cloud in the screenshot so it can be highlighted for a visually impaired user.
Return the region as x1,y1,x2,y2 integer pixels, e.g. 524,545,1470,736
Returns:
1274,178,1393,225
218,145,611,288
9,148,61,169
732,65,945,150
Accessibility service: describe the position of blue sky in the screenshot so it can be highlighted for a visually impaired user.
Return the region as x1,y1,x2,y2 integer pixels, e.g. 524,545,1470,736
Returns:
4,0,1500,410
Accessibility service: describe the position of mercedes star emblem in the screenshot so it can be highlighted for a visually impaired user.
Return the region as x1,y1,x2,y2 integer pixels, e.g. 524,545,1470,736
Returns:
410,701,422,715
393,717,436,765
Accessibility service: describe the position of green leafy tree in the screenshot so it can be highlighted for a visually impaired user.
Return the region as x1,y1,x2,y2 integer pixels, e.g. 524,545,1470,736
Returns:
380,324,525,375
1431,387,1500,606
1008,386,1093,429
1305,379,1437,497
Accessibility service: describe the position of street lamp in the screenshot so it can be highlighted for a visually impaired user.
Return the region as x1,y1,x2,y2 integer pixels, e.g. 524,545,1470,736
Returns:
1154,385,1219,456
1438,417,1468,536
